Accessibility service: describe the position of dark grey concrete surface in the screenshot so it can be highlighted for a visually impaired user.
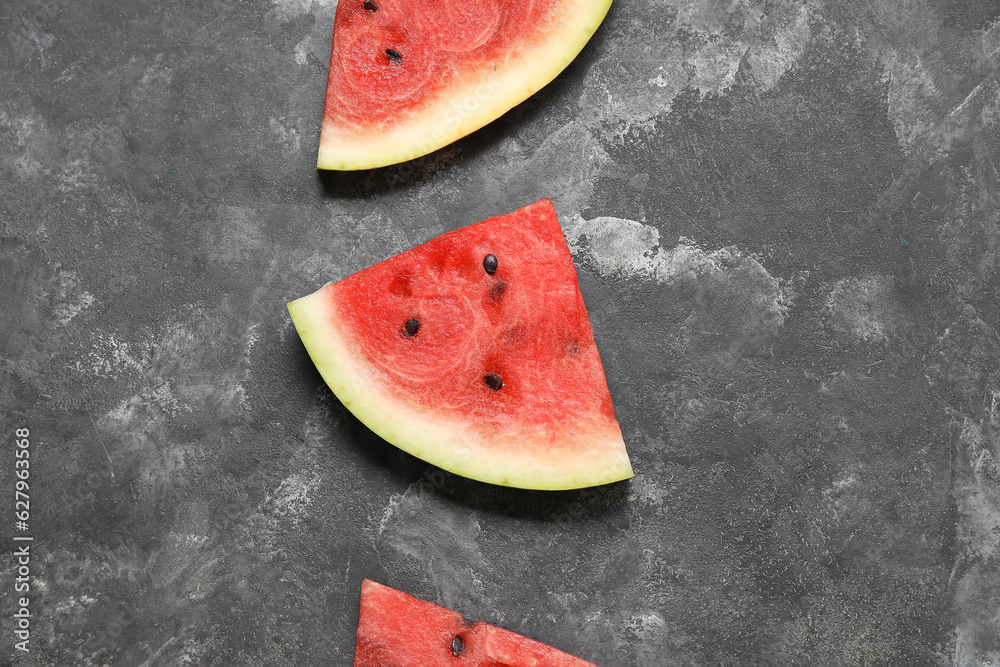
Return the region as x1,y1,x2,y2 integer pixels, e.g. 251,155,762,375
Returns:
3,0,1000,664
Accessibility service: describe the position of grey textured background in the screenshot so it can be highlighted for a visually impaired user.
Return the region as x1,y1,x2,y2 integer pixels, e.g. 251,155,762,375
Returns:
3,0,1000,664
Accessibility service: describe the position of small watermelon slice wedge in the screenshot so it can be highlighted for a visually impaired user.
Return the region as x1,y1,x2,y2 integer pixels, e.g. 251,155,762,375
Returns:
355,579,596,666
286,199,632,490
317,0,614,170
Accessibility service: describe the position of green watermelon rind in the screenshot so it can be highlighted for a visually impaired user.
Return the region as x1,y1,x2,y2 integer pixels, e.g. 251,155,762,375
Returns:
286,286,634,491
317,0,615,171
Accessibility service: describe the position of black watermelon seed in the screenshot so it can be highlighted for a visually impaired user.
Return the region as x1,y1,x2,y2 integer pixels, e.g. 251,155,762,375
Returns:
451,635,465,657
363,0,378,10
402,318,419,337
385,48,402,63
484,373,503,391
483,254,498,275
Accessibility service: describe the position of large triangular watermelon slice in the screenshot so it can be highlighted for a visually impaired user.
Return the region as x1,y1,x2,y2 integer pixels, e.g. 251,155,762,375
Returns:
355,579,596,666
317,0,614,170
287,199,632,490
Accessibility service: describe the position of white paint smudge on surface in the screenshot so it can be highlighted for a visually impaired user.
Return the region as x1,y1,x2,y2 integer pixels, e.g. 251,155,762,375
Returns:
268,117,302,154
293,35,317,66
56,291,95,324
883,53,945,152
103,380,190,426
469,121,610,216
245,322,260,357
377,479,487,609
686,42,746,97
954,408,1000,563
564,214,796,362
0,108,53,178
564,213,789,299
55,157,100,192
137,54,173,90
950,403,1000,667
53,594,98,617
631,475,673,510
86,305,261,503
53,269,95,325
583,0,817,134
823,276,901,345
524,121,610,214
270,0,337,21
873,5,1000,155
83,333,150,380
1,106,131,195
564,215,661,280
144,381,188,418
624,611,668,641
263,472,321,526
746,2,814,90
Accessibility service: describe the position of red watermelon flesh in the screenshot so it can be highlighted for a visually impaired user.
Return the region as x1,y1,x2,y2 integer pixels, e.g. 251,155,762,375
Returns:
318,0,614,170
355,579,597,666
286,199,632,490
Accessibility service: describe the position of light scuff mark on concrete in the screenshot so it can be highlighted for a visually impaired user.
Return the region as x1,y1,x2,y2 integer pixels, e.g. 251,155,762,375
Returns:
268,116,303,155
269,0,337,21
377,478,489,613
564,214,796,363
262,472,322,526
950,405,1000,667
582,0,818,135
83,332,151,381
823,275,905,346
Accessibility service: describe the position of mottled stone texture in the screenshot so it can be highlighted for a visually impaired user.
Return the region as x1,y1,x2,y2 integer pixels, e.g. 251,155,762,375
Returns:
2,0,1000,664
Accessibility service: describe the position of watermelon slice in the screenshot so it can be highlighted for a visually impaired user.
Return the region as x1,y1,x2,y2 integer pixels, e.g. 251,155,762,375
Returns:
355,579,596,666
287,199,632,490
317,0,614,170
